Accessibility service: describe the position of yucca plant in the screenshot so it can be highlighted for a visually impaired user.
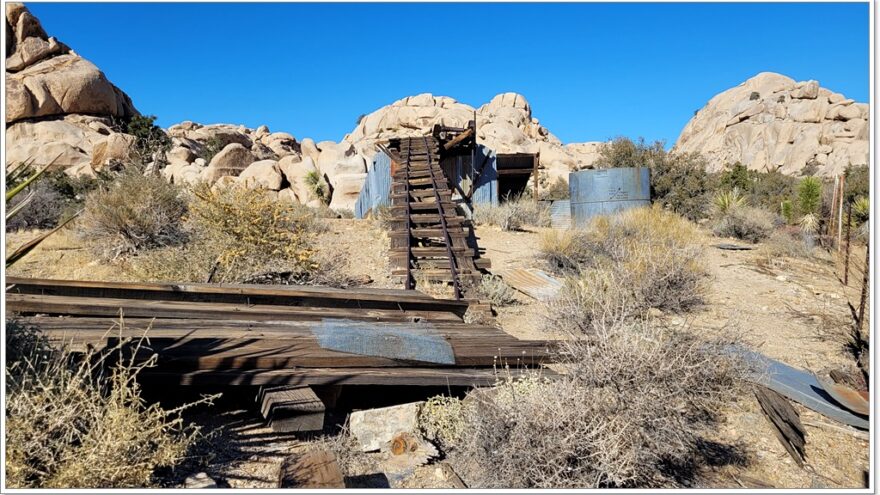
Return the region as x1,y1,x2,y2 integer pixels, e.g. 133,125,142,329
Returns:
780,199,794,224
5,154,78,267
852,196,870,240
796,176,823,236
712,187,746,216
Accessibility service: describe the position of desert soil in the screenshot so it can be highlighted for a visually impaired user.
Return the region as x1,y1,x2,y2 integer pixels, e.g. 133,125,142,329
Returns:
5,219,870,489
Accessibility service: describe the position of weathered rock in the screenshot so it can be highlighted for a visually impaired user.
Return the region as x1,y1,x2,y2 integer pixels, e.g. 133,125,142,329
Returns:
203,143,256,182
183,472,217,489
675,72,869,176
349,402,422,452
90,133,136,169
278,155,323,204
5,116,112,169
168,145,196,164
239,159,282,190
6,35,68,72
327,172,366,211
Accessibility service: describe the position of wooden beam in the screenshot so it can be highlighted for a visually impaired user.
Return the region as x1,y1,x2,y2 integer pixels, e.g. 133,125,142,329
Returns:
259,385,326,432
442,128,474,151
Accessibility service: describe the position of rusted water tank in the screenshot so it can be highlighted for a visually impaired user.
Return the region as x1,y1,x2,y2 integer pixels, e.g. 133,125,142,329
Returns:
569,167,651,227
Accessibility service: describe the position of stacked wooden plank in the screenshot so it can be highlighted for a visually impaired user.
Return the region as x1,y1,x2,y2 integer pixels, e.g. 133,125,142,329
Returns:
6,277,553,387
386,136,487,296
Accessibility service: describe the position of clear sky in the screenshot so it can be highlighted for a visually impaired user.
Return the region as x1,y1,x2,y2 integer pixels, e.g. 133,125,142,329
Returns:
28,2,870,146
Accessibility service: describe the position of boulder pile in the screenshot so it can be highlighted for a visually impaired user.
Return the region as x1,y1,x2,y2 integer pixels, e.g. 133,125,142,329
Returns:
675,72,869,176
5,3,139,174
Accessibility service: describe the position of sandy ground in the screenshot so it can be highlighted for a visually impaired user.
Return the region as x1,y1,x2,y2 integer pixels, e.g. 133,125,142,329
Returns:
5,219,871,489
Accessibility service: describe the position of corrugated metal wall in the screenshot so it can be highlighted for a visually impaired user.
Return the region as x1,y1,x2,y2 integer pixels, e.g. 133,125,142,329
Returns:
354,152,392,219
549,200,571,229
472,144,498,205
569,167,651,227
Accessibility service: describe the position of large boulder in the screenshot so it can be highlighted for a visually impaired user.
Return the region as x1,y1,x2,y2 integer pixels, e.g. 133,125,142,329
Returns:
278,155,325,204
4,3,139,175
674,72,869,176
203,143,256,183
239,159,283,190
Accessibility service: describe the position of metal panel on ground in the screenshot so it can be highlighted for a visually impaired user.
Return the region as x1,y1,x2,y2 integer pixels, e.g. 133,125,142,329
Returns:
499,268,563,301
311,318,456,365
569,167,650,227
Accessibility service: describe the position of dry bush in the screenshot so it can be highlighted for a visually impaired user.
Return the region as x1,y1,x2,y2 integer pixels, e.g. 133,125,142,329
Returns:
309,424,375,477
542,206,707,319
419,395,467,450
540,176,570,200
129,184,330,284
5,320,211,488
757,228,818,261
450,319,750,488
77,170,187,259
6,181,64,231
477,274,518,307
711,206,776,243
473,196,550,231
538,229,594,274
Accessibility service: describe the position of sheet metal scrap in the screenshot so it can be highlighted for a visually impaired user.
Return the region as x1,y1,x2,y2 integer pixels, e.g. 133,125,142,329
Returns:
499,268,563,301
816,375,869,416
311,318,455,365
714,243,755,251
738,349,869,430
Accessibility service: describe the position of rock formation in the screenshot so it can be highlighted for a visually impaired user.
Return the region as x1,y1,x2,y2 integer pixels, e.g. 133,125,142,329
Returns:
5,3,139,173
674,72,869,176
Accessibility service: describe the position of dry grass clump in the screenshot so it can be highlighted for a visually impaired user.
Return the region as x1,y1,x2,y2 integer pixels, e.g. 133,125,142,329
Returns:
543,206,708,320
77,170,188,259
448,319,749,488
477,274,518,307
757,227,819,261
473,195,551,231
538,229,594,274
5,320,210,489
130,184,329,284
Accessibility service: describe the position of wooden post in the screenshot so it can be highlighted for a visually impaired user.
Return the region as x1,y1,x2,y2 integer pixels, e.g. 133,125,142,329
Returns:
856,240,869,335
844,201,852,285
837,175,846,252
533,152,539,201
828,175,839,250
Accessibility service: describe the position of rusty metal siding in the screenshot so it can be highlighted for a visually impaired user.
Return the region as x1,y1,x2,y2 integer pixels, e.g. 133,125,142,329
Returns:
354,152,392,219
549,200,571,230
472,144,498,205
570,167,650,227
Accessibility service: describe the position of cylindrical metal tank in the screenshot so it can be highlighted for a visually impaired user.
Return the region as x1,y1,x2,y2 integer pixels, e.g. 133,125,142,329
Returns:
569,167,651,227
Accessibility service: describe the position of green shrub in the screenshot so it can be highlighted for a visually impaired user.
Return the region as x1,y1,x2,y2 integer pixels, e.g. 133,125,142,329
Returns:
477,274,518,307
712,187,746,216
124,115,172,167
201,136,225,165
77,170,188,259
595,137,715,221
843,165,869,204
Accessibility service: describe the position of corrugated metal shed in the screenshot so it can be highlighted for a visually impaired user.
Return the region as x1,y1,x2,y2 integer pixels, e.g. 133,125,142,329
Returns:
570,167,650,227
354,152,392,219
549,200,571,230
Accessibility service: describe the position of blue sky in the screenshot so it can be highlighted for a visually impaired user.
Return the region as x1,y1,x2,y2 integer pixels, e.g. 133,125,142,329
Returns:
28,2,869,145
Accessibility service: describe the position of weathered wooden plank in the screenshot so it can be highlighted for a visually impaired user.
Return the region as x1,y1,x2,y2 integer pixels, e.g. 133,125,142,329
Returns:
278,449,344,488
259,386,325,432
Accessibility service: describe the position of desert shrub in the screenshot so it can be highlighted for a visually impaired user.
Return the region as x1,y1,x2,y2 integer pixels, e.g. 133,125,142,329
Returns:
717,164,797,214
5,320,209,488
419,395,467,450
843,164,869,204
451,319,748,488
130,184,324,284
473,195,550,231
796,176,823,235
477,274,518,307
6,181,64,231
538,229,594,274
543,207,707,325
78,170,188,259
712,206,776,243
539,176,570,200
304,170,329,205
718,163,751,192
124,115,172,167
759,228,817,260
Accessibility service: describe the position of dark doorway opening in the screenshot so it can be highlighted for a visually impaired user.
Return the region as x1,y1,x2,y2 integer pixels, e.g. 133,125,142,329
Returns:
496,153,537,202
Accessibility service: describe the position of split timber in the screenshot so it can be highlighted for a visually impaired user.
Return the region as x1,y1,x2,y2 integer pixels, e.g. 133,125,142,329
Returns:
6,277,554,387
